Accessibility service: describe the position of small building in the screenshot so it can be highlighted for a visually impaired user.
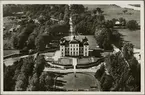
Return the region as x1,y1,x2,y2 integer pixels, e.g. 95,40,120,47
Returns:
115,21,122,26
60,36,89,57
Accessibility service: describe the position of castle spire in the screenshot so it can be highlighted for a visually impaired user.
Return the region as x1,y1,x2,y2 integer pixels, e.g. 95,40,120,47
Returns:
69,4,73,33
68,4,74,41
69,16,73,33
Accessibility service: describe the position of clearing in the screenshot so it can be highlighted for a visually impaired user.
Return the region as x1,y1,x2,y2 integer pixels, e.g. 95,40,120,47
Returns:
117,29,140,49
84,4,140,23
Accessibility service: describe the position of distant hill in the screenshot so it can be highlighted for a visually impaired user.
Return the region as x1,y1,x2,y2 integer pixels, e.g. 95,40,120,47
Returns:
129,4,140,7
84,4,140,23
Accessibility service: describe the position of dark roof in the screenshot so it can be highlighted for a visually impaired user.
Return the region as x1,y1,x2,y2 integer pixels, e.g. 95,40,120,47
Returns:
60,36,89,46
83,37,88,42
69,36,80,44
60,38,66,42
69,39,80,44
83,42,89,45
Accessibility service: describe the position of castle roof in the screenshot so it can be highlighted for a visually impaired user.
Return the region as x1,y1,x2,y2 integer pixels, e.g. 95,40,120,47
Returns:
60,36,89,46
69,36,80,44
83,41,89,45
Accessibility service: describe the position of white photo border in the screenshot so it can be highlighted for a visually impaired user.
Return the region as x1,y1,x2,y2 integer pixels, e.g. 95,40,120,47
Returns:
0,0,144,95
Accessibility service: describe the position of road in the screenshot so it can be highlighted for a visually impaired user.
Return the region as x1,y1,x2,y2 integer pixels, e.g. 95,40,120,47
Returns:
44,63,102,73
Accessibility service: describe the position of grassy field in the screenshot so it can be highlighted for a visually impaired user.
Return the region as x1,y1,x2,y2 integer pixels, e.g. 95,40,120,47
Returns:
117,29,140,49
3,17,17,32
59,72,100,91
84,4,140,23
4,50,19,56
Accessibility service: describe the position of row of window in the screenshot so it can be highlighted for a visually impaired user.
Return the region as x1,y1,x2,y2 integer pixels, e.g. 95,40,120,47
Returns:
69,48,79,51
69,44,79,47
62,52,88,56
69,52,79,55
62,49,88,53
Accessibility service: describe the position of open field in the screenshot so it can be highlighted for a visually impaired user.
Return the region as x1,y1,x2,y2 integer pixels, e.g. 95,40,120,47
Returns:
84,4,140,23
117,29,140,49
3,17,17,32
4,50,19,56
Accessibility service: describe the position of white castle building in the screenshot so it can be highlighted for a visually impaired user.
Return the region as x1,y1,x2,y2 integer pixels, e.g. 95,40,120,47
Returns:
60,36,89,57
60,5,89,57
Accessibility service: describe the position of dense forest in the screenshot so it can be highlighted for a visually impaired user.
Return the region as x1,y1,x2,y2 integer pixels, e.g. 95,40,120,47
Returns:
4,55,58,91
95,43,140,91
3,4,126,51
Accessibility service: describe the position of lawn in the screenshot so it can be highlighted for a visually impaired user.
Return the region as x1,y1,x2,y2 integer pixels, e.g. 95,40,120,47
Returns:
58,57,99,65
4,50,19,56
84,4,140,23
117,29,140,49
58,72,101,91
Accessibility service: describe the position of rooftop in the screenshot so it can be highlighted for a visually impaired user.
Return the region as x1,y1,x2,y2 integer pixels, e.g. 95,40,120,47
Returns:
60,36,89,46
64,35,99,50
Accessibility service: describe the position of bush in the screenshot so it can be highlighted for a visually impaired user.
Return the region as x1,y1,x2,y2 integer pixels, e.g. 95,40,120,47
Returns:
126,20,139,30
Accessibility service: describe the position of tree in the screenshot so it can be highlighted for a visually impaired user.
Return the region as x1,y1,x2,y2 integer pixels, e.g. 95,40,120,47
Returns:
16,23,35,49
12,34,19,49
39,72,47,91
35,34,47,51
39,72,54,91
122,42,134,60
105,20,114,28
45,74,54,90
27,73,39,91
95,28,113,50
123,9,127,14
27,34,36,49
70,4,85,14
95,63,105,81
100,73,114,91
128,56,140,91
93,7,103,15
59,13,64,20
100,52,138,91
126,20,139,30
15,73,27,91
119,17,126,26
111,30,123,49
20,56,34,76
74,14,105,35
4,66,15,91
34,55,46,76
